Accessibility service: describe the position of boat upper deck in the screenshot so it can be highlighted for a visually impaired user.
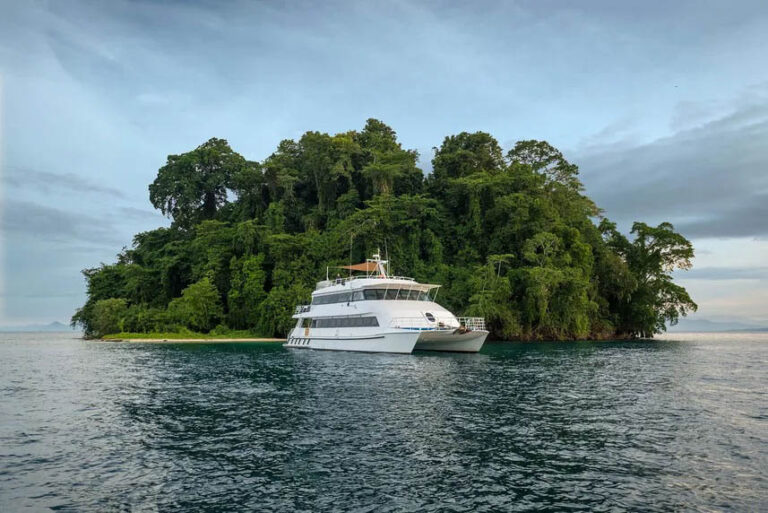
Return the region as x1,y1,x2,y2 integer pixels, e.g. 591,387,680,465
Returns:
315,251,438,296
314,275,438,295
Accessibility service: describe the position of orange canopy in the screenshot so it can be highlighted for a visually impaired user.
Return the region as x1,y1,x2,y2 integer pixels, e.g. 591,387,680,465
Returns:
340,262,379,272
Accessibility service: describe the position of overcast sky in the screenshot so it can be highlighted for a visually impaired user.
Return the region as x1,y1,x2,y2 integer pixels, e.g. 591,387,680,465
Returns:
1,0,767,327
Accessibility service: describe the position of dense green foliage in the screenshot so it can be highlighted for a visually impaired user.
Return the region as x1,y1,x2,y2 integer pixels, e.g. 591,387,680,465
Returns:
72,119,696,339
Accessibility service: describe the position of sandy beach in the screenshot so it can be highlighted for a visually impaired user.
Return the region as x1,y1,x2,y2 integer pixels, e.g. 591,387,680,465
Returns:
100,338,286,343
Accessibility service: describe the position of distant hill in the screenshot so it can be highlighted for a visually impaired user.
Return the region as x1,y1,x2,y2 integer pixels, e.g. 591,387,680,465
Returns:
0,321,74,332
668,318,768,333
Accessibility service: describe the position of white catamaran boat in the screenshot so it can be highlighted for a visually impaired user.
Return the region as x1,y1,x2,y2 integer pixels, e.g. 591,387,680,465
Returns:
286,252,488,354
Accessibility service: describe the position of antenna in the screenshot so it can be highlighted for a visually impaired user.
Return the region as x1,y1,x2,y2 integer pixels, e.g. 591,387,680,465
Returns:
384,240,390,276
372,246,382,277
349,233,354,278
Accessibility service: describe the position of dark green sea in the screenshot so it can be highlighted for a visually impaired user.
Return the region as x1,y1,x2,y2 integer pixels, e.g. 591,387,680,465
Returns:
0,332,766,512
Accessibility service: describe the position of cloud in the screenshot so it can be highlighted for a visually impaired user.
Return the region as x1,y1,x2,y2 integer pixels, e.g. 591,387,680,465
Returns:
677,266,768,280
578,115,639,148
676,194,768,237
1,199,120,245
577,91,768,238
118,206,164,221
5,167,126,198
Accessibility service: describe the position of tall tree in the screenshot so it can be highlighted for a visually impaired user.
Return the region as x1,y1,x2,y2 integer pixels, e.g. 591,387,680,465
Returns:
167,277,224,332
601,220,697,337
231,161,268,221
362,150,420,196
149,138,247,228
431,131,504,182
356,118,400,153
507,140,581,190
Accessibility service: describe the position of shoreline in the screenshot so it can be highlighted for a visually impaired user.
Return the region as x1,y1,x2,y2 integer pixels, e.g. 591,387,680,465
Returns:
100,337,285,343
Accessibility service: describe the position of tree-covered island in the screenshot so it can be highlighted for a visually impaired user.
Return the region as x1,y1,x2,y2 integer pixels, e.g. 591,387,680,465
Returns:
72,119,696,340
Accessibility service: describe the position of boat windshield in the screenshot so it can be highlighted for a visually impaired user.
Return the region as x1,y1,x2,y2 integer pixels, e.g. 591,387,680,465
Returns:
363,288,431,301
312,288,432,305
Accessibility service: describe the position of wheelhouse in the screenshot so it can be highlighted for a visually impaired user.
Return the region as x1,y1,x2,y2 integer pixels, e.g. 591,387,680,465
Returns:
311,287,436,305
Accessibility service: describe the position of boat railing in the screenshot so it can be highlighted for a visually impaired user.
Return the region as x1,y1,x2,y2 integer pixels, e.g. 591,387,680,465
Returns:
329,275,416,286
389,316,486,331
457,317,486,331
317,274,421,290
390,317,450,330
294,304,311,314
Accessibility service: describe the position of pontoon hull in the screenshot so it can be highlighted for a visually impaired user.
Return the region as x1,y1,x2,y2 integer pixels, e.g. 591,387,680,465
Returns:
414,330,489,353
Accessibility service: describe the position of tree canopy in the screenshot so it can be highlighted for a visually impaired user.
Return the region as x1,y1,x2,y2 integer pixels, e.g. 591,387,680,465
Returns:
73,119,696,339
149,138,249,228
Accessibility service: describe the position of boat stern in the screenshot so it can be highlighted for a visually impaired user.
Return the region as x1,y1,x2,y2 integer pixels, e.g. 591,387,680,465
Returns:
413,328,489,353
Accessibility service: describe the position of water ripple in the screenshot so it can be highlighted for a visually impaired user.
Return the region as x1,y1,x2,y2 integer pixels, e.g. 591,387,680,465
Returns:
1,333,766,511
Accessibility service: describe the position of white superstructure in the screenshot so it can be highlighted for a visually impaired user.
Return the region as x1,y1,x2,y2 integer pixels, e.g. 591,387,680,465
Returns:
286,252,488,354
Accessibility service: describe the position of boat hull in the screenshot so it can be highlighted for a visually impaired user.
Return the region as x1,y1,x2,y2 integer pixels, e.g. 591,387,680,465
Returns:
285,329,488,354
285,330,421,354
414,330,489,353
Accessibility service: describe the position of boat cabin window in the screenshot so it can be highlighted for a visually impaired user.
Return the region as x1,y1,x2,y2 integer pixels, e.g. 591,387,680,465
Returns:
369,288,432,301
311,292,353,305
364,289,386,300
310,316,379,328
311,288,432,304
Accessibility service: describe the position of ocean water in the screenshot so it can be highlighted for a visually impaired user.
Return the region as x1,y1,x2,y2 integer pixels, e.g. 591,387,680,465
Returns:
0,332,766,512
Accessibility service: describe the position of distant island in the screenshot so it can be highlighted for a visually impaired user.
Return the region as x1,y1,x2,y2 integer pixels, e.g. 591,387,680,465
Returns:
0,321,72,333
71,119,696,340
667,318,768,333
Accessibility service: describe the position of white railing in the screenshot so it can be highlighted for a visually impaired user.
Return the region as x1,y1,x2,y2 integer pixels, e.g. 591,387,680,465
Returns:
337,275,416,284
389,316,459,331
389,316,486,331
457,317,486,331
389,317,450,330
294,304,311,314
317,275,417,289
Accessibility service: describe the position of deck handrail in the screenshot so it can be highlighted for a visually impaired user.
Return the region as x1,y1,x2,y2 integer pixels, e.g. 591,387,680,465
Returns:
317,275,418,289
389,317,457,329
333,275,416,284
456,317,486,331
294,304,311,314
389,316,486,331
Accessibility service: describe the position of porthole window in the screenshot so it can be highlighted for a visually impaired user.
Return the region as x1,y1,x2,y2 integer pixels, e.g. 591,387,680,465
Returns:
425,312,435,322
